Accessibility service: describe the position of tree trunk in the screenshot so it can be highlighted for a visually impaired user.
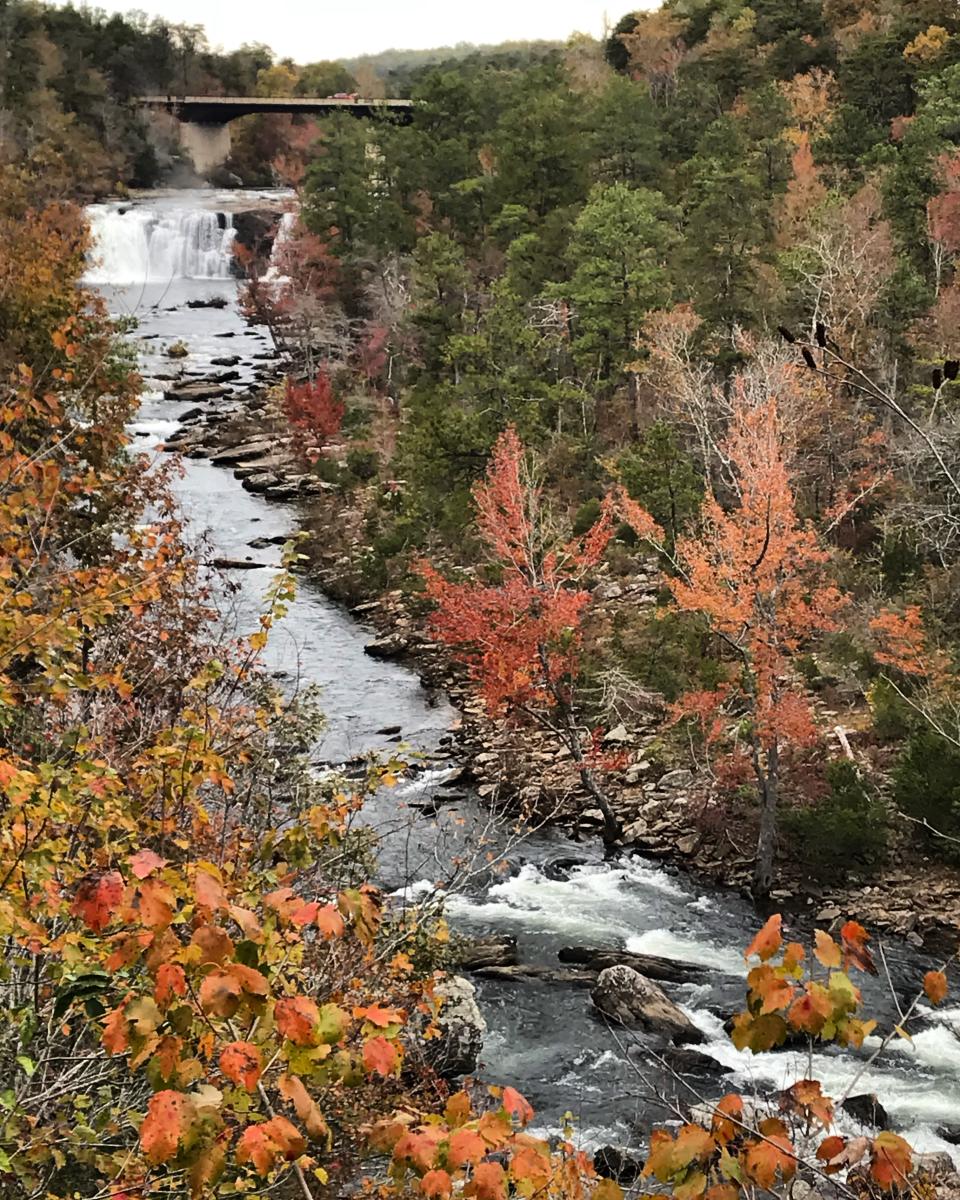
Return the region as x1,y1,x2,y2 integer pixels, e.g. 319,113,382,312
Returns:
753,742,779,897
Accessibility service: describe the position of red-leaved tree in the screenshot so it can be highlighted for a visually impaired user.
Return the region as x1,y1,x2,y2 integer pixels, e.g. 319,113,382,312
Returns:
620,390,846,895
420,427,621,844
283,373,345,462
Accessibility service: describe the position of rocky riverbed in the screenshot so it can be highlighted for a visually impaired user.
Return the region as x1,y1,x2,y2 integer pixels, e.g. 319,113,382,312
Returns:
87,191,960,1172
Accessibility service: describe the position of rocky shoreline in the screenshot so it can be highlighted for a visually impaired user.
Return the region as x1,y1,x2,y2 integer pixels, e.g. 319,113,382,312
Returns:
159,357,960,956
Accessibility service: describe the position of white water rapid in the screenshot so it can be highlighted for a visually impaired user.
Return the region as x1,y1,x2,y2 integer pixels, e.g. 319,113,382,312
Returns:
89,189,960,1168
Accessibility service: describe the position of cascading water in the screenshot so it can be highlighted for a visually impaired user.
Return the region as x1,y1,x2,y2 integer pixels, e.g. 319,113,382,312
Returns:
265,209,297,281
92,189,960,1165
85,201,236,283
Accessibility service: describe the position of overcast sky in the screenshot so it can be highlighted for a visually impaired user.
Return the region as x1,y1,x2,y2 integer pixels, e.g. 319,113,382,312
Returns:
88,1,648,61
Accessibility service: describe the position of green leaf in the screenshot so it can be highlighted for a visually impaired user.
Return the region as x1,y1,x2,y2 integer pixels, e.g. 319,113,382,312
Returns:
15,1055,35,1077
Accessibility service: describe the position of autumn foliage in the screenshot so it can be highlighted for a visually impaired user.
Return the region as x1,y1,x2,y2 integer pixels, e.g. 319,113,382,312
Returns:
283,372,345,458
619,387,846,893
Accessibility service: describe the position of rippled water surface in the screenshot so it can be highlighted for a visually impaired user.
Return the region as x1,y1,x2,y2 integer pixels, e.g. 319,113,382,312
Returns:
95,191,960,1161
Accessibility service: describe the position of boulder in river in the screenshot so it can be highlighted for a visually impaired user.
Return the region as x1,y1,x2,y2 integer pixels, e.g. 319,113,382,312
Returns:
423,975,486,1078
840,1093,890,1129
364,634,409,660
163,381,230,403
591,965,704,1043
592,1147,643,1185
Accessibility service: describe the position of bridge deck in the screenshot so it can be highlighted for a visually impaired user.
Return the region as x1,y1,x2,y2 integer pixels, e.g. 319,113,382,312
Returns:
138,95,413,123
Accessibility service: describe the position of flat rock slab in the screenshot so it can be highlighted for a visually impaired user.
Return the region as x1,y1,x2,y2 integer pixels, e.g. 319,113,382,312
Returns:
209,440,277,466
164,382,230,403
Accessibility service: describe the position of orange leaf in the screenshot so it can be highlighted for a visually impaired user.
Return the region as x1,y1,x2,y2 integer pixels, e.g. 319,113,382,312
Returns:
924,970,948,1006
138,878,175,930
871,1132,912,1189
220,1041,262,1091
140,1090,194,1164
199,969,242,1017
840,920,877,974
354,1003,404,1028
236,1124,278,1176
72,870,124,932
191,925,234,966
712,1094,743,1143
501,1085,534,1124
814,929,842,969
363,1034,399,1076
195,868,226,911
278,1074,329,1141
448,1129,486,1169
129,849,167,880
316,904,345,939
466,1161,506,1200
745,914,782,962
421,1169,453,1199
154,963,187,1008
744,1136,796,1189
275,996,319,1046
103,999,130,1055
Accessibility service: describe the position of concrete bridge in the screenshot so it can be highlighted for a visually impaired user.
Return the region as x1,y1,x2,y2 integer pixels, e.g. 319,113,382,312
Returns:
137,95,414,173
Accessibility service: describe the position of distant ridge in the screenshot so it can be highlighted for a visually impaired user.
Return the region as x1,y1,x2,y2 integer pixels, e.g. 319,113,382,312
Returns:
339,39,564,76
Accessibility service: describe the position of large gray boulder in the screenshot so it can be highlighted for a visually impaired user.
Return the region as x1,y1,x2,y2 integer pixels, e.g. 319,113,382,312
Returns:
591,965,703,1044
424,975,487,1078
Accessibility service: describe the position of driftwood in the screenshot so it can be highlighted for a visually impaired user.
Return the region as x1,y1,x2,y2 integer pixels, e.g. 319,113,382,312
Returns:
558,946,706,983
472,965,595,986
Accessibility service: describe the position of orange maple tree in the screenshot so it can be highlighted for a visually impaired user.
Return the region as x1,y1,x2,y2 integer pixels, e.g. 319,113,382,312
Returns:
420,426,621,843
619,388,846,894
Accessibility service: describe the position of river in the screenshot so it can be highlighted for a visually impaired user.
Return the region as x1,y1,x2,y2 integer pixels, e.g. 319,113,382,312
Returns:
87,190,960,1164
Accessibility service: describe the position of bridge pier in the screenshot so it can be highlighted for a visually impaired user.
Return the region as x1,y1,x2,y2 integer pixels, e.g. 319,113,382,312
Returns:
180,121,232,175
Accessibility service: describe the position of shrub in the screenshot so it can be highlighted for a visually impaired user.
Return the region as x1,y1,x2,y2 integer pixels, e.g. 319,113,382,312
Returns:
894,728,960,853
347,446,380,481
782,761,888,873
572,496,603,535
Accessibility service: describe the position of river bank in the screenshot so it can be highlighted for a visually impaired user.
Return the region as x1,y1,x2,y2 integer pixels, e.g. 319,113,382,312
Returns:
160,350,960,957
86,190,960,1167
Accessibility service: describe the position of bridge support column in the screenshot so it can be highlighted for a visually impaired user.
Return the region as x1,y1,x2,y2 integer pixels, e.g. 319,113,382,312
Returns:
180,121,232,175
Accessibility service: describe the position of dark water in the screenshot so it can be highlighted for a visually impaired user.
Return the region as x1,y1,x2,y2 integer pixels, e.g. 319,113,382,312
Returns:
91,192,960,1160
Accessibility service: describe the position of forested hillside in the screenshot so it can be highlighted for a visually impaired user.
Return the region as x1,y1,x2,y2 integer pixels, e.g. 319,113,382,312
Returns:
233,0,960,896
5,0,960,1195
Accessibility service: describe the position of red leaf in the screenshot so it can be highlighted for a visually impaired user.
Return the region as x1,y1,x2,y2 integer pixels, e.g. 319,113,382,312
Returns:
72,870,124,932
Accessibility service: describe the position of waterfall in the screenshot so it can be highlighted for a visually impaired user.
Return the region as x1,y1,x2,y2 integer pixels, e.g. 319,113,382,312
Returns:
85,203,237,284
264,210,297,281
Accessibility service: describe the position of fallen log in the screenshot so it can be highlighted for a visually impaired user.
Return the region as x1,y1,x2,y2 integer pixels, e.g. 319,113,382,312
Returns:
454,934,518,971
558,946,706,983
473,964,596,986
